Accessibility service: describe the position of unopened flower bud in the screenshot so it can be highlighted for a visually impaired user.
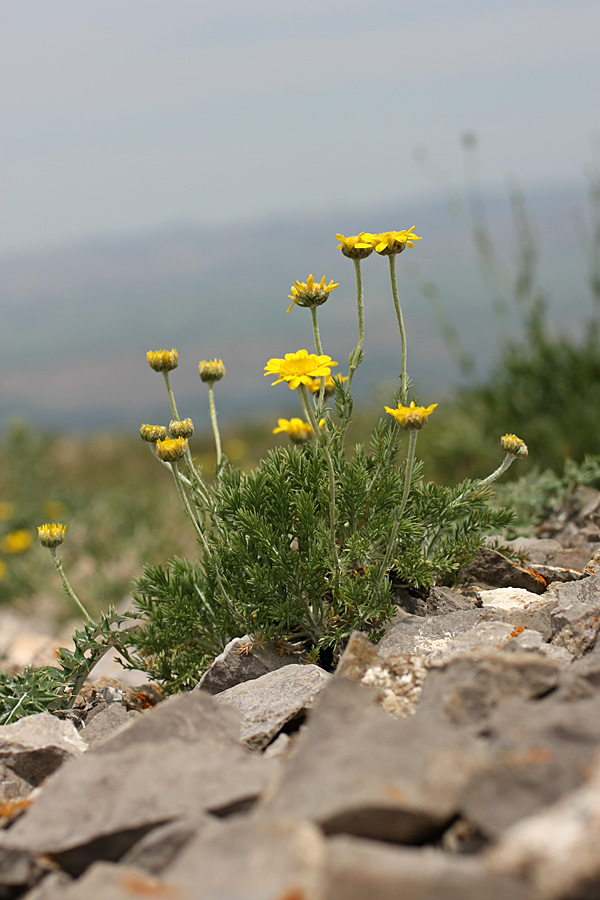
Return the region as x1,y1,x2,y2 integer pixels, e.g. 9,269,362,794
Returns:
155,436,188,462
501,434,528,458
169,418,194,438
199,359,226,383
37,523,67,549
146,349,178,372
140,424,168,443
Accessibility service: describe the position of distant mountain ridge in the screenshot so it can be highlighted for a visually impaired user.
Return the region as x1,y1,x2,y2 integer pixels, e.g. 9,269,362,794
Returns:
1,182,592,433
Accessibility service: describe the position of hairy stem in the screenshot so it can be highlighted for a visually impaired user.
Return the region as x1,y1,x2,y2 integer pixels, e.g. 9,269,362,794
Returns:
347,258,365,390
389,254,408,404
50,548,94,624
207,384,223,467
375,429,419,594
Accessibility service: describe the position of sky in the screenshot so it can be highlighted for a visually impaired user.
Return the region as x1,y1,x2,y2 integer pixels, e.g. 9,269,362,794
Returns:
1,0,599,255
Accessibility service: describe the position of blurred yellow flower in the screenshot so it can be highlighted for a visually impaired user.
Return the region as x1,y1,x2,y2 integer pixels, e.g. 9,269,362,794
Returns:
307,375,348,397
199,359,226,383
37,523,67,549
0,502,14,521
335,233,376,260
385,400,437,430
287,275,339,313
372,227,422,255
501,434,529,459
1,530,33,554
155,436,188,462
272,418,314,444
265,350,338,390
43,501,66,520
147,349,178,372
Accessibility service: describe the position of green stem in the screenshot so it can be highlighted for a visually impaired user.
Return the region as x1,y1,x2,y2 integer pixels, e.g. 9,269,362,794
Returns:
207,384,223,467
162,371,179,420
389,254,408,404
477,453,515,489
50,548,94,624
310,307,326,408
171,462,206,546
347,258,365,390
299,385,340,579
375,429,419,594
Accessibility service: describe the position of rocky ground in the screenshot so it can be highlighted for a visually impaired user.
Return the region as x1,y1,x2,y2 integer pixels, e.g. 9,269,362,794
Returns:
1,485,600,898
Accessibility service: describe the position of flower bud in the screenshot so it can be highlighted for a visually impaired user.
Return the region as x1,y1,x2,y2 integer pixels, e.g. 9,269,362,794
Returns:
155,436,188,462
140,424,168,443
146,349,178,372
199,359,226,383
287,275,339,313
169,418,194,438
37,523,66,549
501,434,528,458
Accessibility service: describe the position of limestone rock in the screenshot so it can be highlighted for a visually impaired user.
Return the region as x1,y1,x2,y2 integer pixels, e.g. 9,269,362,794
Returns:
0,712,87,793
458,548,546,593
194,635,297,695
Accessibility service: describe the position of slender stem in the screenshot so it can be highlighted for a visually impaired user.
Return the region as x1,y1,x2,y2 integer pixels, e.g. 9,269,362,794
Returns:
207,384,223,466
375,429,419,594
299,385,340,578
171,463,206,547
388,254,408,404
477,453,515,489
347,258,365,390
310,307,327,408
50,548,94,624
162,371,179,420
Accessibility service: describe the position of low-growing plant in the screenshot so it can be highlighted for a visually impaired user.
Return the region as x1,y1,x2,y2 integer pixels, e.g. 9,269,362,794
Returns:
1,226,530,717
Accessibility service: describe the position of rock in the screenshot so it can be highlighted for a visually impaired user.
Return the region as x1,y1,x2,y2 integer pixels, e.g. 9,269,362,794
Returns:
0,842,51,896
377,609,491,659
477,587,548,610
122,814,220,874
214,664,331,750
529,564,584,585
425,585,482,615
321,835,536,900
458,548,546,593
551,600,600,657
4,692,279,875
482,597,558,641
501,537,564,565
488,749,600,899
460,694,600,838
360,654,429,717
31,862,182,900
79,704,141,750
334,631,381,681
20,870,73,899
0,713,87,793
556,640,600,699
194,635,297,695
416,651,561,728
261,679,485,843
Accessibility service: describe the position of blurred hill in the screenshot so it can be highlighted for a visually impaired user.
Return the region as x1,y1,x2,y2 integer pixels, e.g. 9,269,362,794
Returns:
0,182,591,435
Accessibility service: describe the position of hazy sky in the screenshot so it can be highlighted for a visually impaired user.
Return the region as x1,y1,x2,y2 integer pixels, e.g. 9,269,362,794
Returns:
1,0,599,254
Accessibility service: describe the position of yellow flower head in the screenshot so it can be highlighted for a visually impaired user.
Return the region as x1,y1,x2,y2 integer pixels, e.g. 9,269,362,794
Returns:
385,400,437,431
264,349,338,390
169,418,194,438
286,275,339,313
37,523,66,549
272,418,314,444
1,530,33,554
307,375,349,398
155,436,188,463
199,359,226,383
146,349,179,372
372,227,422,256
335,233,376,260
501,434,529,459
140,424,169,443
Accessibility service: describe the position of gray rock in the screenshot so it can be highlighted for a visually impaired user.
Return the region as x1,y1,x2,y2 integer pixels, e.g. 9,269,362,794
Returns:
458,548,546,593
546,572,600,607
501,537,564,565
416,651,561,728
20,870,73,900
334,631,381,681
377,609,490,659
32,862,181,900
79,704,141,750
530,564,584,585
477,587,548,610
556,640,600,699
460,694,600,838
261,679,485,843
488,749,600,899
215,664,331,750
194,635,297,695
0,712,87,790
122,814,220,874
483,598,558,641
321,835,536,900
0,842,50,896
551,599,600,657
425,585,482,615
5,692,279,874
360,654,430,718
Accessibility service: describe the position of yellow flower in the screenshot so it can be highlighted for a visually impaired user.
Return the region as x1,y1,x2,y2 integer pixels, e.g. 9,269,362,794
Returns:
286,275,339,313
1,530,33,554
140,424,169,443
306,375,349,397
272,418,314,444
335,233,376,260
147,349,178,372
169,418,194,438
501,434,529,459
372,227,422,255
155,436,188,462
199,359,226,383
37,523,66,549
43,502,66,520
264,350,338,390
385,400,437,430
0,502,14,521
